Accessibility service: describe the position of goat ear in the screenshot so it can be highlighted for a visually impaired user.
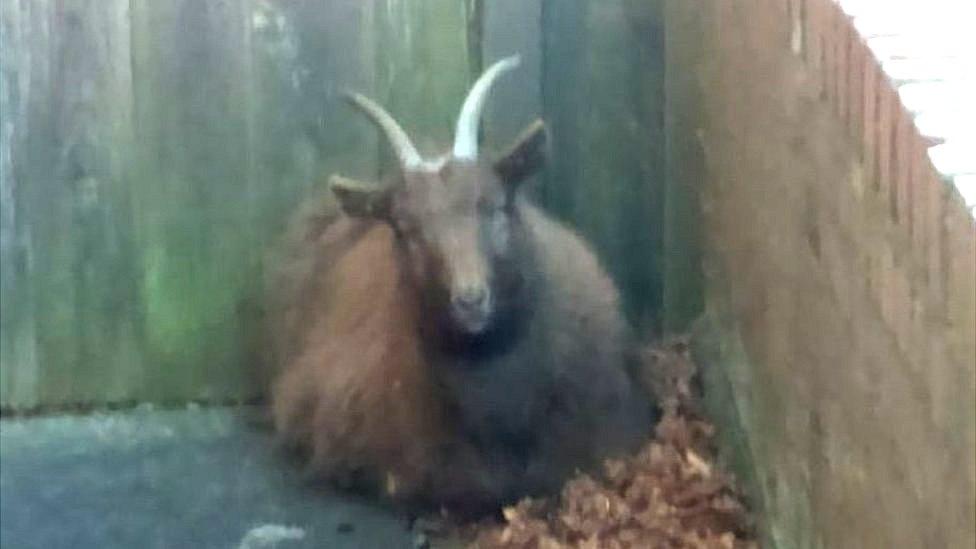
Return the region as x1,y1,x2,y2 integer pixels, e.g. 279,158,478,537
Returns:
493,119,548,186
330,175,391,219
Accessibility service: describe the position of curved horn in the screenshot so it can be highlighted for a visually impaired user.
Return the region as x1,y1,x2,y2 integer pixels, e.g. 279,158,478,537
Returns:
344,92,423,169
452,55,522,161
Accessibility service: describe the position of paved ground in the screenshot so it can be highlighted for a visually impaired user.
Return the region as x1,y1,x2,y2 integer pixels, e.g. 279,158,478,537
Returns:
0,406,417,549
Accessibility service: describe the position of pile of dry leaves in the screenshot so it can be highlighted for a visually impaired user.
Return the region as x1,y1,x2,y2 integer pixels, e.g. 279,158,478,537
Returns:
451,337,758,549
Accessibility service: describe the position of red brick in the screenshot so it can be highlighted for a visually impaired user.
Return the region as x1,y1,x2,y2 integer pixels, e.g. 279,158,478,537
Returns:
892,268,912,353
832,4,849,120
768,0,789,18
846,23,864,139
893,105,915,230
925,171,946,314
928,337,950,423
876,78,896,210
879,244,896,325
798,0,811,57
804,0,825,91
911,134,930,261
822,2,838,104
783,0,798,26
787,0,804,55
757,0,787,34
867,245,884,312
945,197,976,367
909,291,928,372
861,57,881,186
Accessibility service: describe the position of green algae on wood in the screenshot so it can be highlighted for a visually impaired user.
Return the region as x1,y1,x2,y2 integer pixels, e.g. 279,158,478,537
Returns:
0,0,390,409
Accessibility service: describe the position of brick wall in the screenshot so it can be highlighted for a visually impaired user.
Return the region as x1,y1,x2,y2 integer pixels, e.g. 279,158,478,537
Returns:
794,0,976,371
666,0,976,547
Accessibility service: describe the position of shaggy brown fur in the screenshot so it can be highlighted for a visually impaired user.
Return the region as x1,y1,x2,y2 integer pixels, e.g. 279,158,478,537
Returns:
265,109,653,515
266,189,653,515
270,216,448,499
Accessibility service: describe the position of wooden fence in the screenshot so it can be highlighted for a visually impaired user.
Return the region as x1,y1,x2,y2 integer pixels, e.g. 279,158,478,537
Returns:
0,0,667,410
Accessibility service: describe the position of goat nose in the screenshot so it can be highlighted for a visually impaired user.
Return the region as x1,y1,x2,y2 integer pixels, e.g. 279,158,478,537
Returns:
452,286,490,312
450,285,493,333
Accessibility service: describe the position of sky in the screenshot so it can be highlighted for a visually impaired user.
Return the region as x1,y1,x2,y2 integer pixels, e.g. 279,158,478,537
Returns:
840,0,976,212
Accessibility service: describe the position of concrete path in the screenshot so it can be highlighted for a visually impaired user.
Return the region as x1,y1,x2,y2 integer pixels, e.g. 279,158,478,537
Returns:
0,406,416,549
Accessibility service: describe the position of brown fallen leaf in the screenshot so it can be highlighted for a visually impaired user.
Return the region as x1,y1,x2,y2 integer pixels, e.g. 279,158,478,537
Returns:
436,339,758,549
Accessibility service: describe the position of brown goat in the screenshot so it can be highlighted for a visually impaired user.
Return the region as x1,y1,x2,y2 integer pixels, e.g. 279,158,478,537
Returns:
266,56,653,515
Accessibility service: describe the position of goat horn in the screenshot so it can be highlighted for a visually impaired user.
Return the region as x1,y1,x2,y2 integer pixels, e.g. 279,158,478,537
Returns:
452,55,522,162
344,91,423,169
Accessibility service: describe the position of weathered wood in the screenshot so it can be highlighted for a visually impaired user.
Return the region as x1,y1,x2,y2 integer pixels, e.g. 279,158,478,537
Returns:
1,0,669,409
265,0,379,186
127,0,260,402
0,0,390,409
662,0,706,332
246,0,381,385
126,0,381,403
1,0,140,408
540,0,667,331
482,0,543,150
372,0,474,157
0,0,43,408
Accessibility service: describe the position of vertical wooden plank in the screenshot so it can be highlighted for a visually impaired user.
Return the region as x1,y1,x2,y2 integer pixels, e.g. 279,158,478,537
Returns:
249,0,379,385
541,0,668,331
910,136,928,258
127,0,384,405
944,197,976,378
373,0,474,157
0,0,140,409
805,0,825,94
861,57,880,189
847,25,864,142
0,0,43,409
925,172,945,313
240,0,380,281
588,0,668,331
0,0,404,409
0,1,714,408
266,0,378,185
893,106,913,230
662,0,705,332
876,77,896,209
19,0,72,407
539,0,586,222
51,0,140,404
482,0,543,149
128,0,260,402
